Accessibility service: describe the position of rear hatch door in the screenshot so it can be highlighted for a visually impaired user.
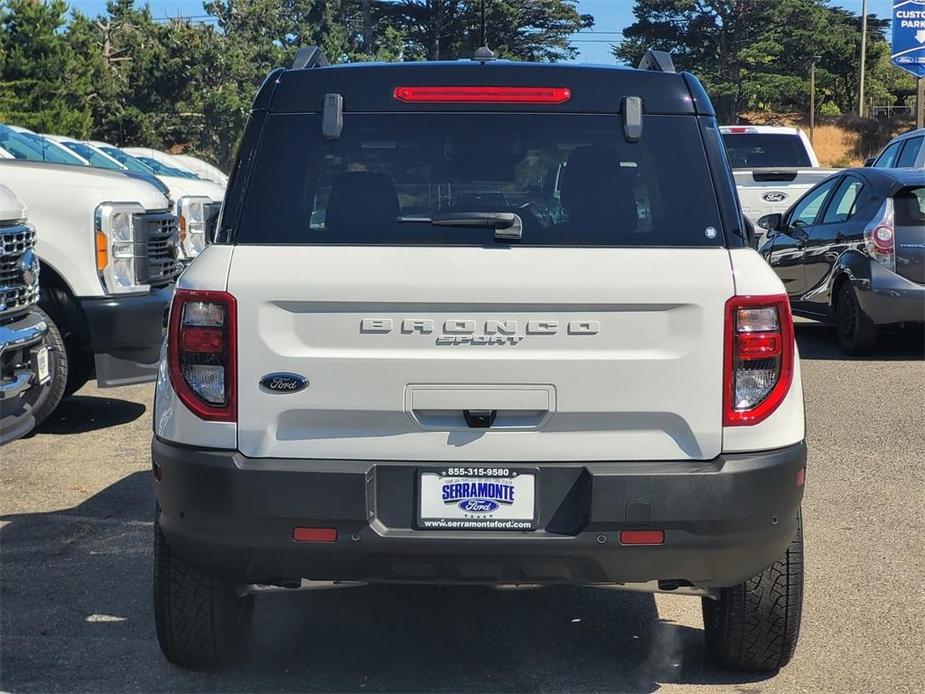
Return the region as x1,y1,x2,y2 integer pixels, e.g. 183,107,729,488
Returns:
230,246,733,461
895,186,925,284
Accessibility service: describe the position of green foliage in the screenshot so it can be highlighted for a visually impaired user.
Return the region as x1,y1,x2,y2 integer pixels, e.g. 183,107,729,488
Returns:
0,0,591,169
614,0,905,123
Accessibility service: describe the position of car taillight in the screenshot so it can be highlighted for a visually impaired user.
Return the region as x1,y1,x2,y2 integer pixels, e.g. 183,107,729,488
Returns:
392,86,571,104
863,198,895,271
167,289,236,422
724,295,794,426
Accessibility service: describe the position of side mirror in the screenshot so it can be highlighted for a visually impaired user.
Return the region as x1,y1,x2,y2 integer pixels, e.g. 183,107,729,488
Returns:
864,157,875,167
757,213,782,231
205,207,221,244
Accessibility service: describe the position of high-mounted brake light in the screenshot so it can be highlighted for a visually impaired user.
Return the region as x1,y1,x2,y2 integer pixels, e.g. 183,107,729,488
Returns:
724,126,757,134
723,295,794,426
168,289,237,422
392,86,571,104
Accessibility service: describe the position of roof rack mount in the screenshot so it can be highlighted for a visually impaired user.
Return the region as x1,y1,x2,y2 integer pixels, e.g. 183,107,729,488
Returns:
293,46,329,70
638,49,675,73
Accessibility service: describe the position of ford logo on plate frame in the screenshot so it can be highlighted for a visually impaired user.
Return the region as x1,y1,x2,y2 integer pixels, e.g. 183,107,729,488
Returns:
457,499,501,513
259,372,309,393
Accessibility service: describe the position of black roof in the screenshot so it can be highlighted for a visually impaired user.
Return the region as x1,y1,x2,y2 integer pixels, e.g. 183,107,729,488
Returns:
253,60,714,117
844,167,925,191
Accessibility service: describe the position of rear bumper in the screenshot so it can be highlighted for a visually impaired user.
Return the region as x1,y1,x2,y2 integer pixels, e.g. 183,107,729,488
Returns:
153,439,806,589
76,285,173,387
858,262,925,325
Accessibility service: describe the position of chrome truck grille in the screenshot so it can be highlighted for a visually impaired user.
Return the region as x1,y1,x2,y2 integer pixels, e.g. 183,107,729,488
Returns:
134,212,181,287
0,223,39,319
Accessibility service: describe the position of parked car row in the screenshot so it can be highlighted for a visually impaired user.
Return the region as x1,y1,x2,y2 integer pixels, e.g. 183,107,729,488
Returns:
721,125,923,355
0,125,227,443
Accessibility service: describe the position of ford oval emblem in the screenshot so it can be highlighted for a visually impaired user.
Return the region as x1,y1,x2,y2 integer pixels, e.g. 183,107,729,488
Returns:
259,372,309,393
458,499,500,514
762,191,788,203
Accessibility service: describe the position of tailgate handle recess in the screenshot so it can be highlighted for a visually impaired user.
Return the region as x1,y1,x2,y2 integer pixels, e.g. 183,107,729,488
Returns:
463,409,497,428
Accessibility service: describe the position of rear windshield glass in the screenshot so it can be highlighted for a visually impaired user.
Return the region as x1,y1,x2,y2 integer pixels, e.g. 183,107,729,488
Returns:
895,187,925,226
722,133,812,169
235,113,723,247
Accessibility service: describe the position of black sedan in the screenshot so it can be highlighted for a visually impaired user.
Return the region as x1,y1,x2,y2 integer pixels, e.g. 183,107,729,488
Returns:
756,168,924,354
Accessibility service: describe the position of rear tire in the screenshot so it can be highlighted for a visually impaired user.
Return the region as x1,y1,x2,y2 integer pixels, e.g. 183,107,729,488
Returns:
835,282,878,355
154,513,253,669
702,510,804,672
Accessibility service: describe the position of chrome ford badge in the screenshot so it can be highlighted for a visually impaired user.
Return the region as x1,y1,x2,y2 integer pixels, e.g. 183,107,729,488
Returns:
259,373,308,393
762,191,788,203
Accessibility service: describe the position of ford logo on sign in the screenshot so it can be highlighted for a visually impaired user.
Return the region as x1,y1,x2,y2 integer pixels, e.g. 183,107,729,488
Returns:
259,373,308,393
458,499,500,513
762,192,788,203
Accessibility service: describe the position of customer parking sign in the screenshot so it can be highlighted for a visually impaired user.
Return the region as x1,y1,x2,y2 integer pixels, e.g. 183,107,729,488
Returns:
892,0,925,77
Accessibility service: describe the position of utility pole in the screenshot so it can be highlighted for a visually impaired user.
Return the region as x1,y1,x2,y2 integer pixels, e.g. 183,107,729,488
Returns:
858,0,868,117
917,77,924,129
810,56,820,145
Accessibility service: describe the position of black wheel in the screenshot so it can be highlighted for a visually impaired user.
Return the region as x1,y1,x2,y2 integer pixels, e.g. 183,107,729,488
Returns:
154,513,253,669
702,510,804,672
835,282,878,355
20,306,67,429
38,288,92,397
62,348,92,398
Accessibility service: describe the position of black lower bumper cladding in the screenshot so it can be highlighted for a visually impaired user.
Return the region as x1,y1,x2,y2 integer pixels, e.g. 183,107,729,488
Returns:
153,439,806,589
77,285,173,387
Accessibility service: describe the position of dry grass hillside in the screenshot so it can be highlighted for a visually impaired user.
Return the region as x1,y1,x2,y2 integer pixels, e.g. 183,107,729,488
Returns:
737,111,914,167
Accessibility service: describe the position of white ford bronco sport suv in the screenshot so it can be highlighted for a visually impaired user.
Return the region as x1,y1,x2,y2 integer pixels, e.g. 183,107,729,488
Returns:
153,49,807,673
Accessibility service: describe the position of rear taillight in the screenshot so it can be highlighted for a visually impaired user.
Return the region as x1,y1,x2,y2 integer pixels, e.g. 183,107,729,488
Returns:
167,289,236,422
863,198,895,271
724,295,794,426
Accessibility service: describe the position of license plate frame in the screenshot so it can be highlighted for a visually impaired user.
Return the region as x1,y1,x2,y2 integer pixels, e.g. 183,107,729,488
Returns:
31,345,50,386
416,467,539,531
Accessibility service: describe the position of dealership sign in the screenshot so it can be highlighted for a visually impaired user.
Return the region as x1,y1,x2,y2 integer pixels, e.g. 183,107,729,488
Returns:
892,0,925,77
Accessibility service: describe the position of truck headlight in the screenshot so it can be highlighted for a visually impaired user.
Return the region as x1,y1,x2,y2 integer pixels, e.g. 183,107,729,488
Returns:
176,196,211,259
95,202,146,294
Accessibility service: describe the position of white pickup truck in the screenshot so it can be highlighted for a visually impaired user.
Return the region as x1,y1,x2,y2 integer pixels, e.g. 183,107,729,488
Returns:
0,131,179,418
720,126,839,242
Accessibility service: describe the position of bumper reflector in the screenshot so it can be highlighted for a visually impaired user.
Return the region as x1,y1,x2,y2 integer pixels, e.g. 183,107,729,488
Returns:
619,530,665,545
292,527,337,543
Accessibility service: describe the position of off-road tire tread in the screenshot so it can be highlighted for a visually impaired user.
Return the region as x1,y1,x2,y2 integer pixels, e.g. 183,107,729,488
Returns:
702,511,803,671
154,515,253,669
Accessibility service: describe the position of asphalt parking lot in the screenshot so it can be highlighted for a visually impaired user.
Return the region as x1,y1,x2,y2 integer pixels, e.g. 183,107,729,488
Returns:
1,320,923,693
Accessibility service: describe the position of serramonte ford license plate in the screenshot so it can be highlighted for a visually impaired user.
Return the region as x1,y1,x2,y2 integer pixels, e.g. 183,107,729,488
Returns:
417,467,537,530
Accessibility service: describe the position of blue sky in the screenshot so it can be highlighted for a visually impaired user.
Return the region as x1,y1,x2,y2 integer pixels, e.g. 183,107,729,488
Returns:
68,0,897,64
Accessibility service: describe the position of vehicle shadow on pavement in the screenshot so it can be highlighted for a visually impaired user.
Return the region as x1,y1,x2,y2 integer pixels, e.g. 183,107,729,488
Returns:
31,394,147,435
0,473,776,693
795,321,924,361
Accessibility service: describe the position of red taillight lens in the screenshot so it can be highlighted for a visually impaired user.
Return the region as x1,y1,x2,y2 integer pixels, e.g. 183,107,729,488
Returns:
292,527,337,543
863,199,896,271
619,530,665,545
180,327,224,353
168,289,236,422
392,86,571,104
724,295,794,426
